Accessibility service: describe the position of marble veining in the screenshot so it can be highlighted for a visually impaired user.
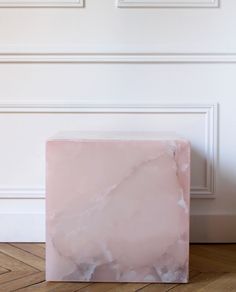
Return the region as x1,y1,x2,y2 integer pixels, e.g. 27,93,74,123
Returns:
46,132,190,283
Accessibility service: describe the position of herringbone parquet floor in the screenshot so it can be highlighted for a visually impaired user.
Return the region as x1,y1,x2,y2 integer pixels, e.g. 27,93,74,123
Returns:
0,244,236,291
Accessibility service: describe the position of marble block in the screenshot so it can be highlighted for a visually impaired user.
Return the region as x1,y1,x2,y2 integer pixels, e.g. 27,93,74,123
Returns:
46,132,190,283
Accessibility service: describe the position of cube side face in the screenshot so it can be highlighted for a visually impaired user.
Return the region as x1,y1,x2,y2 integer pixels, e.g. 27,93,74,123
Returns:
46,139,190,283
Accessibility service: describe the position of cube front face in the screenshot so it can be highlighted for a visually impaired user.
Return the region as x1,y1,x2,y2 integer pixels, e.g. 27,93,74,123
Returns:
46,137,190,283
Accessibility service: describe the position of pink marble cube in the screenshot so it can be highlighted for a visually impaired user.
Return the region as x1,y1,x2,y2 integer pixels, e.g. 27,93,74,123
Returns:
46,132,190,283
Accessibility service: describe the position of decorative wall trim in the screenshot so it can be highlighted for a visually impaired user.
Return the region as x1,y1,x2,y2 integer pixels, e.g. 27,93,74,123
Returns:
117,0,219,8
0,53,236,63
0,102,218,200
0,0,84,7
0,188,45,199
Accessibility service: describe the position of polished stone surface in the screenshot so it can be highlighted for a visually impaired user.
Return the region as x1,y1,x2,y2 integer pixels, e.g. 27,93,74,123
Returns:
46,132,190,283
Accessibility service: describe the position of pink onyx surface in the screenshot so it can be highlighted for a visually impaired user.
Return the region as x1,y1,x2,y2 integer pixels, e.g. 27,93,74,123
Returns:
46,132,190,283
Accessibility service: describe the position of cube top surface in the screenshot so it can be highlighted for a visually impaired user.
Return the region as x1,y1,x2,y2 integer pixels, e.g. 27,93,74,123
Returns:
47,131,188,143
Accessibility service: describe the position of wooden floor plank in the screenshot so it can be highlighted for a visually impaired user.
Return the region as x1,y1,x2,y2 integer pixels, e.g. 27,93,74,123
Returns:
138,284,176,292
0,270,36,285
17,282,91,292
0,244,45,271
190,244,236,272
36,244,45,249
167,273,226,291
190,253,236,273
0,266,9,274
108,283,150,292
0,272,45,292
213,244,236,253
197,272,236,292
191,244,236,262
0,252,36,272
77,283,123,292
10,243,45,259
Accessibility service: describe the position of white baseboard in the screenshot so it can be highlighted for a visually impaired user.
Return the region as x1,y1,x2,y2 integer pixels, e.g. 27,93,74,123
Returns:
0,213,45,242
1,213,236,243
190,215,236,243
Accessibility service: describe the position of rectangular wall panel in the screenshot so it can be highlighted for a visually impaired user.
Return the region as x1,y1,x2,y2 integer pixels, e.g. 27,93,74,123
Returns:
0,103,217,199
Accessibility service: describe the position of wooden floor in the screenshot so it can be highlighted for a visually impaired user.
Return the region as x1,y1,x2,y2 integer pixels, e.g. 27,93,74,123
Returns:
0,244,236,292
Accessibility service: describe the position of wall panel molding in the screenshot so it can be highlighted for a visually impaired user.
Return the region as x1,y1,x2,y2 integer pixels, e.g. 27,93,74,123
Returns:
117,0,219,8
0,0,84,8
0,53,235,63
0,102,218,199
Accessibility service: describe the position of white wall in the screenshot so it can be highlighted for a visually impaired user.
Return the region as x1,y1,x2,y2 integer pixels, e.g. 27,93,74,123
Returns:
0,0,236,242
